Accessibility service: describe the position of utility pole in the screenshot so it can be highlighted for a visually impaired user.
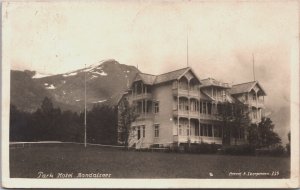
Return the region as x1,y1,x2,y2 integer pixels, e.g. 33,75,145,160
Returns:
84,64,87,148
252,53,256,81
187,30,189,67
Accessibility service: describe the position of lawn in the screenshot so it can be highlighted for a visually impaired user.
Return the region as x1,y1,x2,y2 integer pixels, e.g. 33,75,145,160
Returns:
10,143,290,178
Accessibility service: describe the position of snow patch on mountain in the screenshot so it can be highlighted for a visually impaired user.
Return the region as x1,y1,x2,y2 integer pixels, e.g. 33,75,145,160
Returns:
44,83,48,86
90,75,98,80
92,99,107,103
63,72,77,77
32,72,51,79
46,84,56,89
92,71,107,76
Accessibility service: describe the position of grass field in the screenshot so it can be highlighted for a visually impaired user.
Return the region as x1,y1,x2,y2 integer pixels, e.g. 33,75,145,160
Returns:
10,143,290,178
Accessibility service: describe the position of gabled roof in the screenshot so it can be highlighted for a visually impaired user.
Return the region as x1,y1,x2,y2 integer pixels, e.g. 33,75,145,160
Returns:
200,78,231,88
229,81,267,96
132,67,201,86
135,73,156,85
154,67,190,84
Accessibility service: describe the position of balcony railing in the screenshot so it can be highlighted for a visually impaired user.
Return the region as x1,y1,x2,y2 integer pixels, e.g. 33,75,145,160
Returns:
172,88,200,98
132,93,152,100
189,90,200,98
173,110,219,120
173,110,189,118
245,99,264,107
200,114,218,120
189,111,199,118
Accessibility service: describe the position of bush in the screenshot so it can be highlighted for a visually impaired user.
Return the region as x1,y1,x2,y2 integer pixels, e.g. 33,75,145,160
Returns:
255,145,286,157
183,143,220,154
223,144,256,156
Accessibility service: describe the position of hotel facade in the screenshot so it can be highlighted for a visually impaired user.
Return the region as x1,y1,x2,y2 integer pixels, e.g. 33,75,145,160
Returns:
118,67,266,149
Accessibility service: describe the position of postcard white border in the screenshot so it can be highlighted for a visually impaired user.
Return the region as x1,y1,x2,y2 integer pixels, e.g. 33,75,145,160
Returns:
1,0,299,188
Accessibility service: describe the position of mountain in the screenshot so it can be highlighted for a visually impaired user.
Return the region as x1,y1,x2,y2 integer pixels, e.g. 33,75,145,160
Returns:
11,59,140,112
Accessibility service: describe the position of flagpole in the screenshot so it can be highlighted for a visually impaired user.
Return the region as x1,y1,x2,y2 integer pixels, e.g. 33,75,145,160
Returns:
84,64,87,148
252,53,256,81
187,30,189,67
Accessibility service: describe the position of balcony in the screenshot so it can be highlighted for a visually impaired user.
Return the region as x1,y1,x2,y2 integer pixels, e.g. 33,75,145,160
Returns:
173,110,189,118
173,88,200,97
189,111,199,119
132,93,152,101
245,99,265,108
172,88,188,97
200,114,218,121
189,90,200,98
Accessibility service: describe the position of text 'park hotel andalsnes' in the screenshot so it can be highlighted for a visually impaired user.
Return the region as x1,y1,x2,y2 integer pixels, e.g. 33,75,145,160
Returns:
118,67,266,148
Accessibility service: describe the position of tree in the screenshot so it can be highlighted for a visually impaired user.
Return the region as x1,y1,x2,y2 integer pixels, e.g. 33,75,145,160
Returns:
247,117,281,148
258,117,281,147
86,105,118,145
118,98,138,148
286,131,290,155
217,101,251,145
231,103,251,145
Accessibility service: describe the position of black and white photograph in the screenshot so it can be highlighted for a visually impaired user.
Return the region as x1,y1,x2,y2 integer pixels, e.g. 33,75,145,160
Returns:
2,0,299,188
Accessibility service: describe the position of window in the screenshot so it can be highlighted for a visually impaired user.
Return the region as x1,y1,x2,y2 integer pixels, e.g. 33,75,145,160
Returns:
203,103,207,114
207,103,212,115
208,124,213,137
186,128,189,136
154,124,159,137
214,125,222,138
142,126,145,138
253,109,257,119
154,102,159,113
200,101,203,113
239,128,244,139
195,126,199,136
179,125,182,135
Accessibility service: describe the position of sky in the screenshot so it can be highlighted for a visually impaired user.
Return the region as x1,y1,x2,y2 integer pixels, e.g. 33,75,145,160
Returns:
4,0,299,143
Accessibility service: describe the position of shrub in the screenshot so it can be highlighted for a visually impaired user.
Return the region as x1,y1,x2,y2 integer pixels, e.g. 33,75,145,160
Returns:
223,144,256,156
255,145,286,157
184,143,220,154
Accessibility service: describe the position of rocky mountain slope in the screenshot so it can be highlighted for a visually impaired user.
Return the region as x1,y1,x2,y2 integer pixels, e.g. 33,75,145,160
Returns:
11,59,140,112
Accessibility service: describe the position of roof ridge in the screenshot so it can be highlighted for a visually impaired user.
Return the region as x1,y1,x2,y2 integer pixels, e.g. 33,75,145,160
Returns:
157,67,190,76
139,72,157,76
232,81,256,86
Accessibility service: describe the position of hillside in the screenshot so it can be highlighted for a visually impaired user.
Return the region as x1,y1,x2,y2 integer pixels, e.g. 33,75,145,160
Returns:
11,59,140,112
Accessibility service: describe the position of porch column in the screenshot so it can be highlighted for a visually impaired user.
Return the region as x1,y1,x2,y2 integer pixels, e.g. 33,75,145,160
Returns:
145,99,147,115
141,100,144,115
255,91,258,120
198,120,201,137
177,80,180,138
212,124,214,140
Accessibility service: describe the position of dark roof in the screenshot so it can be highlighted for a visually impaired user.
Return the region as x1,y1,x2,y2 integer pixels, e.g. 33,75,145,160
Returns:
200,90,213,101
154,67,190,84
138,73,157,85
229,81,266,95
200,78,231,88
133,67,196,85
